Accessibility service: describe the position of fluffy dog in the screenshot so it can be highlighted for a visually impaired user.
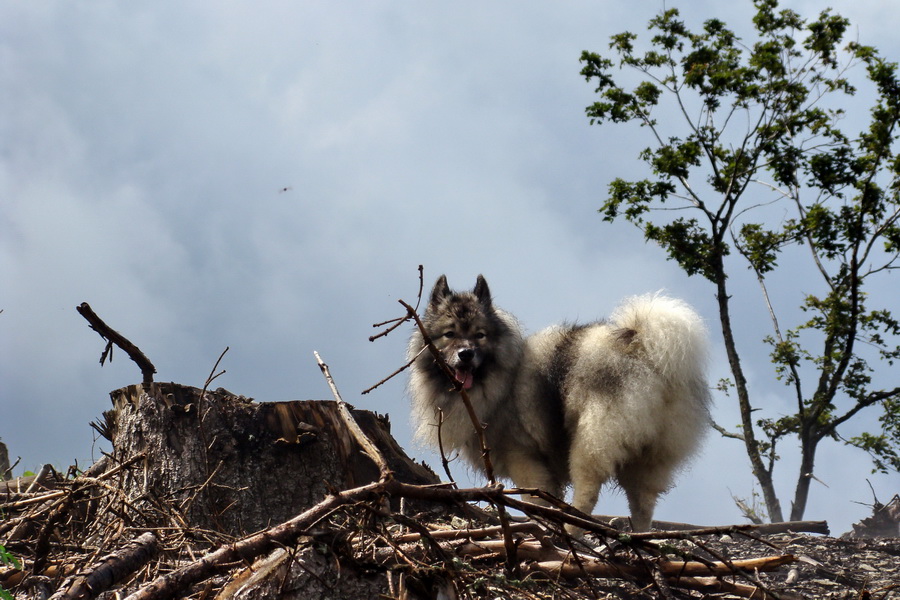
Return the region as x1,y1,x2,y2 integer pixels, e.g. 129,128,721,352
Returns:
408,274,710,530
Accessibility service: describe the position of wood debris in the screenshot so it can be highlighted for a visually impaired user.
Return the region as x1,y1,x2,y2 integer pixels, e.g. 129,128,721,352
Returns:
2,382,898,600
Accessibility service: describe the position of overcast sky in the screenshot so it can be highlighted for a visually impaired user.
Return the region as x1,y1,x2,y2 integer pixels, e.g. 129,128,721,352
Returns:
2,1,898,534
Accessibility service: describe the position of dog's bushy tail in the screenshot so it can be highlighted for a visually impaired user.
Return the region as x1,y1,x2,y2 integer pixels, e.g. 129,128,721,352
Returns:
611,293,709,391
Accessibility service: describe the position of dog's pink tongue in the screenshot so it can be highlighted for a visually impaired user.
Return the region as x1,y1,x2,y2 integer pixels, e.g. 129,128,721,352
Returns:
455,370,474,390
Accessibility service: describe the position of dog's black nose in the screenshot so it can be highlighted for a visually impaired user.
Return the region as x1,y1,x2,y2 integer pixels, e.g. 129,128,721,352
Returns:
458,348,475,363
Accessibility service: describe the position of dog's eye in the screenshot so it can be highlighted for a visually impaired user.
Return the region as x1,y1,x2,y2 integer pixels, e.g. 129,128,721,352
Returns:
475,332,486,339
443,331,455,338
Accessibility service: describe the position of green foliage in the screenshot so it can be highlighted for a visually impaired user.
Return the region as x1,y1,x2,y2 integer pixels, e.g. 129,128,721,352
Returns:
581,0,900,521
0,545,19,570
0,544,20,600
644,218,722,280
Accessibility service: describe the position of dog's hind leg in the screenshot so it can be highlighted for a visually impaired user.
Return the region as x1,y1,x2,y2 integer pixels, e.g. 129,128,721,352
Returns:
621,483,659,532
617,461,673,531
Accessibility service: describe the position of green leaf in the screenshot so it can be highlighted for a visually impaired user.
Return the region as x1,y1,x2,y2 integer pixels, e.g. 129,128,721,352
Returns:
602,178,675,223
737,223,789,274
645,218,724,281
0,545,20,570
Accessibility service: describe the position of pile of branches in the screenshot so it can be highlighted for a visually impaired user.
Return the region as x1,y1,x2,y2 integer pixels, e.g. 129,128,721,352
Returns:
1,450,819,600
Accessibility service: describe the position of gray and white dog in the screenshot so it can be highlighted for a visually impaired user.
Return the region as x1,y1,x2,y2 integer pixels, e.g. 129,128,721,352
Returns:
408,275,711,530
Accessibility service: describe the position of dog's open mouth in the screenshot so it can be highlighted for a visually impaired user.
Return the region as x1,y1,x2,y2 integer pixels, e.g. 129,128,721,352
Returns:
454,369,475,390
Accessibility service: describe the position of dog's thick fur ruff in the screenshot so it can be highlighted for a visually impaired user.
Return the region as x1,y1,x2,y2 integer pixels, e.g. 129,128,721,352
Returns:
408,275,711,530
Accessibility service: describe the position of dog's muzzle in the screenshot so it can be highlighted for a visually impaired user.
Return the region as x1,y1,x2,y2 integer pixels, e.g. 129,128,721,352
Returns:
453,348,478,390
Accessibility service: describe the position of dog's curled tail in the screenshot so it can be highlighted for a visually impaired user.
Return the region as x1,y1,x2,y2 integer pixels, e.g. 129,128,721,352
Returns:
611,293,709,390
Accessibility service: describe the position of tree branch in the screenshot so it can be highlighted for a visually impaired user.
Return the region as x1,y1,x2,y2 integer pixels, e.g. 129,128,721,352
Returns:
314,351,391,480
50,532,159,600
76,303,156,388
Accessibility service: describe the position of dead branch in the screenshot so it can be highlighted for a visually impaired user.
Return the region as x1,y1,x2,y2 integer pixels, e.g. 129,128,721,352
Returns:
435,408,457,485
368,265,426,344
49,531,159,600
847,493,900,538
121,479,577,600
0,489,68,511
125,479,608,599
4,409,843,600
395,294,525,571
383,534,794,580
620,519,831,539
393,296,524,572
1,457,137,512
392,522,546,544
314,351,391,480
76,303,156,388
589,514,829,535
0,373,864,600
740,520,830,535
530,554,796,579
671,576,805,600
25,464,56,493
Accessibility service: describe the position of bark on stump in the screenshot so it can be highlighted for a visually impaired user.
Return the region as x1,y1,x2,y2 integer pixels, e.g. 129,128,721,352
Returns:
103,383,438,536
0,439,10,480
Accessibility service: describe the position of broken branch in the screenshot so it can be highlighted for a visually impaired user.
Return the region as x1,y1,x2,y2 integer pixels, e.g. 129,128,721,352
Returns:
315,351,390,480
76,303,156,388
50,532,159,600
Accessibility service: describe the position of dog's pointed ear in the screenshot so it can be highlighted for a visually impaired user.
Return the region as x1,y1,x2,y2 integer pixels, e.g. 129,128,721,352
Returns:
473,275,492,306
429,275,451,306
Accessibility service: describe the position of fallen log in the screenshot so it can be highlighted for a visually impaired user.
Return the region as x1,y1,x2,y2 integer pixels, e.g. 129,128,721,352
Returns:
49,531,159,600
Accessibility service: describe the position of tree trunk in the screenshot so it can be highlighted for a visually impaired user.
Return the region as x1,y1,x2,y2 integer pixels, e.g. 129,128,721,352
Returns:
789,431,818,522
713,259,785,522
102,383,438,536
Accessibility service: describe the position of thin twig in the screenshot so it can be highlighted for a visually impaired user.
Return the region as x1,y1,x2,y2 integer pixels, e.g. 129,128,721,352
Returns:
435,409,457,485
360,345,425,395
368,265,426,343
198,347,229,405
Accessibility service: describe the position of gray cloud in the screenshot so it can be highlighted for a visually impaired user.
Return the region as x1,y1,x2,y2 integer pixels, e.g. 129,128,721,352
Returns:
2,1,897,532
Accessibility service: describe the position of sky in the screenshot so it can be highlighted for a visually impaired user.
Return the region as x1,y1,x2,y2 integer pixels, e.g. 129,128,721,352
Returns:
2,0,898,535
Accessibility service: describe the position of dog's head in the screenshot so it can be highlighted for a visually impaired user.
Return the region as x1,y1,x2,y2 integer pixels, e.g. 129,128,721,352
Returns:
419,274,498,390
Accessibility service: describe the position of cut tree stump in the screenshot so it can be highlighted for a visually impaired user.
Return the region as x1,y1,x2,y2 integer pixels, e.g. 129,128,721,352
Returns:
100,383,438,536
0,439,10,480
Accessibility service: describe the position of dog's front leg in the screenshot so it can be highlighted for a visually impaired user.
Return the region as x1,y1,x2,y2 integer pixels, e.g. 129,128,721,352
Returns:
504,454,563,506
